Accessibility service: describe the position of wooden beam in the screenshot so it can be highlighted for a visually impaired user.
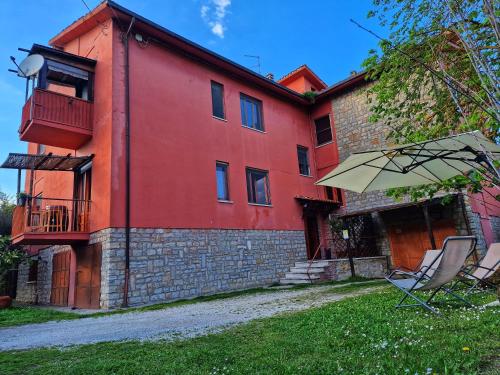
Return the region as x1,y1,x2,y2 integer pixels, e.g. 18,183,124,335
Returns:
422,204,437,249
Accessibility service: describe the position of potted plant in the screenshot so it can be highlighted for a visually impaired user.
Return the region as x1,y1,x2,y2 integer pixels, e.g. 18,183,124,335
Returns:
17,192,28,206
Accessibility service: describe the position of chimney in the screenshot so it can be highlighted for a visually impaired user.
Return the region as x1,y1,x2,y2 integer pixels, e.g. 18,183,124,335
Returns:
265,73,274,80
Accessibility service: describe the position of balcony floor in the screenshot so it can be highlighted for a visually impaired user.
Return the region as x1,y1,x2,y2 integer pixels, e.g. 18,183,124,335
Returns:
11,232,90,246
20,119,92,150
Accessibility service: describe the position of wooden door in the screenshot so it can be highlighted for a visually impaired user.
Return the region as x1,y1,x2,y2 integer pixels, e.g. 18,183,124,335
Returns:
75,243,102,309
388,220,456,270
305,215,320,259
50,251,71,306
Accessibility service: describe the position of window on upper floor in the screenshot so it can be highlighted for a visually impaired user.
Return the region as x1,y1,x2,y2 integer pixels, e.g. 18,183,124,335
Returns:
240,94,264,131
314,115,332,146
211,81,225,119
216,162,230,201
246,168,271,205
37,144,46,155
297,146,310,176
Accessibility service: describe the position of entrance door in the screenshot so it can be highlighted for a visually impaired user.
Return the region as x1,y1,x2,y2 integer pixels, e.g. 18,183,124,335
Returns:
305,215,320,259
75,243,102,309
50,251,71,306
74,164,91,231
388,220,457,270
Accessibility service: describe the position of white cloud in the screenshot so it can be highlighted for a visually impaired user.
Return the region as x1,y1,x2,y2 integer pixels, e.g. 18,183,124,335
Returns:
211,22,224,38
200,5,209,19
200,0,231,38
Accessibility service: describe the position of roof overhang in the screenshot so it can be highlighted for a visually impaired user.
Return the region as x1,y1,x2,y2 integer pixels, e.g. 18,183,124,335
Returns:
278,65,327,90
295,195,341,213
316,71,368,102
1,153,93,172
30,43,97,72
337,195,458,218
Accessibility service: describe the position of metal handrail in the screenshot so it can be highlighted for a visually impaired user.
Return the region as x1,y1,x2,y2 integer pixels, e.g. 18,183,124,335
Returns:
306,243,323,283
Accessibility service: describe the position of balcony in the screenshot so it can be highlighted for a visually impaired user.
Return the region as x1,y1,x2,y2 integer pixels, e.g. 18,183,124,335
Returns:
11,197,91,246
19,88,93,149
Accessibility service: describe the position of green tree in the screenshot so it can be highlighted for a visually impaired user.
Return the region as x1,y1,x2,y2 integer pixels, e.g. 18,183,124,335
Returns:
0,192,15,236
362,0,499,200
0,236,26,295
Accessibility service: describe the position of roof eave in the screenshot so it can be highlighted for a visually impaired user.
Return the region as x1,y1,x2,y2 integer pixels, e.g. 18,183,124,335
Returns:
49,1,308,105
316,71,368,101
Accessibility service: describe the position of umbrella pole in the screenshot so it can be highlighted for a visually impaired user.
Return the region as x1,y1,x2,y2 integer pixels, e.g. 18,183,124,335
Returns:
422,203,437,250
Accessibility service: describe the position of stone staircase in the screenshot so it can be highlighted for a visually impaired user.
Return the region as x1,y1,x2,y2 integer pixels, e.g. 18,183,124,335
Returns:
280,260,330,285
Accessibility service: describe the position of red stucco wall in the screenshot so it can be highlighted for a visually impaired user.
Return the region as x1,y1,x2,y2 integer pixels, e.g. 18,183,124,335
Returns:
27,20,340,233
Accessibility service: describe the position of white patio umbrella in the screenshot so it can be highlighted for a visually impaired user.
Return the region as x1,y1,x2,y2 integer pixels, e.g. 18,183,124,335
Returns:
316,131,500,193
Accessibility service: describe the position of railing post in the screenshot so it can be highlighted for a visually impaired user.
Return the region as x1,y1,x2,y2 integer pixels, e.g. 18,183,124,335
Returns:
29,86,35,122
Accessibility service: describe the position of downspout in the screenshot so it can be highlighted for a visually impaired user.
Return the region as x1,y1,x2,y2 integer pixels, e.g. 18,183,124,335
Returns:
121,16,135,308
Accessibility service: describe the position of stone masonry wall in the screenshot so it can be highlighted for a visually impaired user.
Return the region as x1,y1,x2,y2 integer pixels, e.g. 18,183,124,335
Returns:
16,245,71,305
461,195,488,255
102,228,307,308
16,228,306,309
15,261,36,303
491,216,500,243
323,256,388,281
331,84,410,213
330,84,489,259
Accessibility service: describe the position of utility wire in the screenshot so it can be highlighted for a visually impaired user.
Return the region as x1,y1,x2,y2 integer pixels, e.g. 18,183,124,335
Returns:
80,0,91,12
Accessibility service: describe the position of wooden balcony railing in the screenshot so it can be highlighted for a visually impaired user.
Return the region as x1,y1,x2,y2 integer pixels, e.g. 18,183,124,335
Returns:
11,197,91,239
20,88,93,133
18,89,93,149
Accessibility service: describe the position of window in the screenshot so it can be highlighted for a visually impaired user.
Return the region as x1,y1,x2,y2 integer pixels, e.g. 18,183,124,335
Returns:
325,186,334,200
240,94,264,131
37,144,46,154
297,146,310,176
28,260,38,282
325,187,343,204
211,81,225,119
216,162,229,201
246,168,271,205
314,115,333,146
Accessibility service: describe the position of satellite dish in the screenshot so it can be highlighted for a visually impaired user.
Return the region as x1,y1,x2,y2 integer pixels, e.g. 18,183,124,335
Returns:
17,54,44,78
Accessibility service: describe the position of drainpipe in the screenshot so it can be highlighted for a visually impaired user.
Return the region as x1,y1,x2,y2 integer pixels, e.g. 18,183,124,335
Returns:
121,17,135,308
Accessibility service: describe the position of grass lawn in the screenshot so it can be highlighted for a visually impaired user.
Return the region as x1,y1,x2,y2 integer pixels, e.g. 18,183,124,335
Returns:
0,286,498,375
0,277,374,328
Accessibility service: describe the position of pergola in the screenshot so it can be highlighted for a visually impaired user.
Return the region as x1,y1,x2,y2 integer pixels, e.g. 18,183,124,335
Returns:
1,152,93,202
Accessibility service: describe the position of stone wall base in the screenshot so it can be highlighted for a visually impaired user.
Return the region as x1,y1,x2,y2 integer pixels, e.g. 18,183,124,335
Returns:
16,245,71,305
17,228,307,309
323,256,388,281
113,228,307,308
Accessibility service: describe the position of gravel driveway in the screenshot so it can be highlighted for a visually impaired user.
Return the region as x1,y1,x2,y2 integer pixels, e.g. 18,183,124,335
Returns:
0,282,382,351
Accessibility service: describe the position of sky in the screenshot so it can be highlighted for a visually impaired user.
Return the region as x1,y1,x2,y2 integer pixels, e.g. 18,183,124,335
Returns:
0,0,387,197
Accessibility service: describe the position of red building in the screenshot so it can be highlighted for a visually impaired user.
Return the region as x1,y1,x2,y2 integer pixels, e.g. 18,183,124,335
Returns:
3,1,497,309
3,1,348,309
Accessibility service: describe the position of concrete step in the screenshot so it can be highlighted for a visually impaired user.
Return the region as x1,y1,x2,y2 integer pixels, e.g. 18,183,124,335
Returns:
284,272,320,280
279,278,313,285
294,261,330,268
289,267,325,274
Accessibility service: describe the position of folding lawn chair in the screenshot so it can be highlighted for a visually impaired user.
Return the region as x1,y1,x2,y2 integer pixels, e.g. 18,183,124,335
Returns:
414,249,443,278
454,243,499,295
385,236,477,315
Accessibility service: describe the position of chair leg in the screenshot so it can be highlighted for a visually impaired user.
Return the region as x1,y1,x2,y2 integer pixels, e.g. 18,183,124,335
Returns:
394,285,441,315
425,286,443,304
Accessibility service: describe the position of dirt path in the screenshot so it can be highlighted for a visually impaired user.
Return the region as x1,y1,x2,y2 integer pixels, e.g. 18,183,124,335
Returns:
0,282,383,351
